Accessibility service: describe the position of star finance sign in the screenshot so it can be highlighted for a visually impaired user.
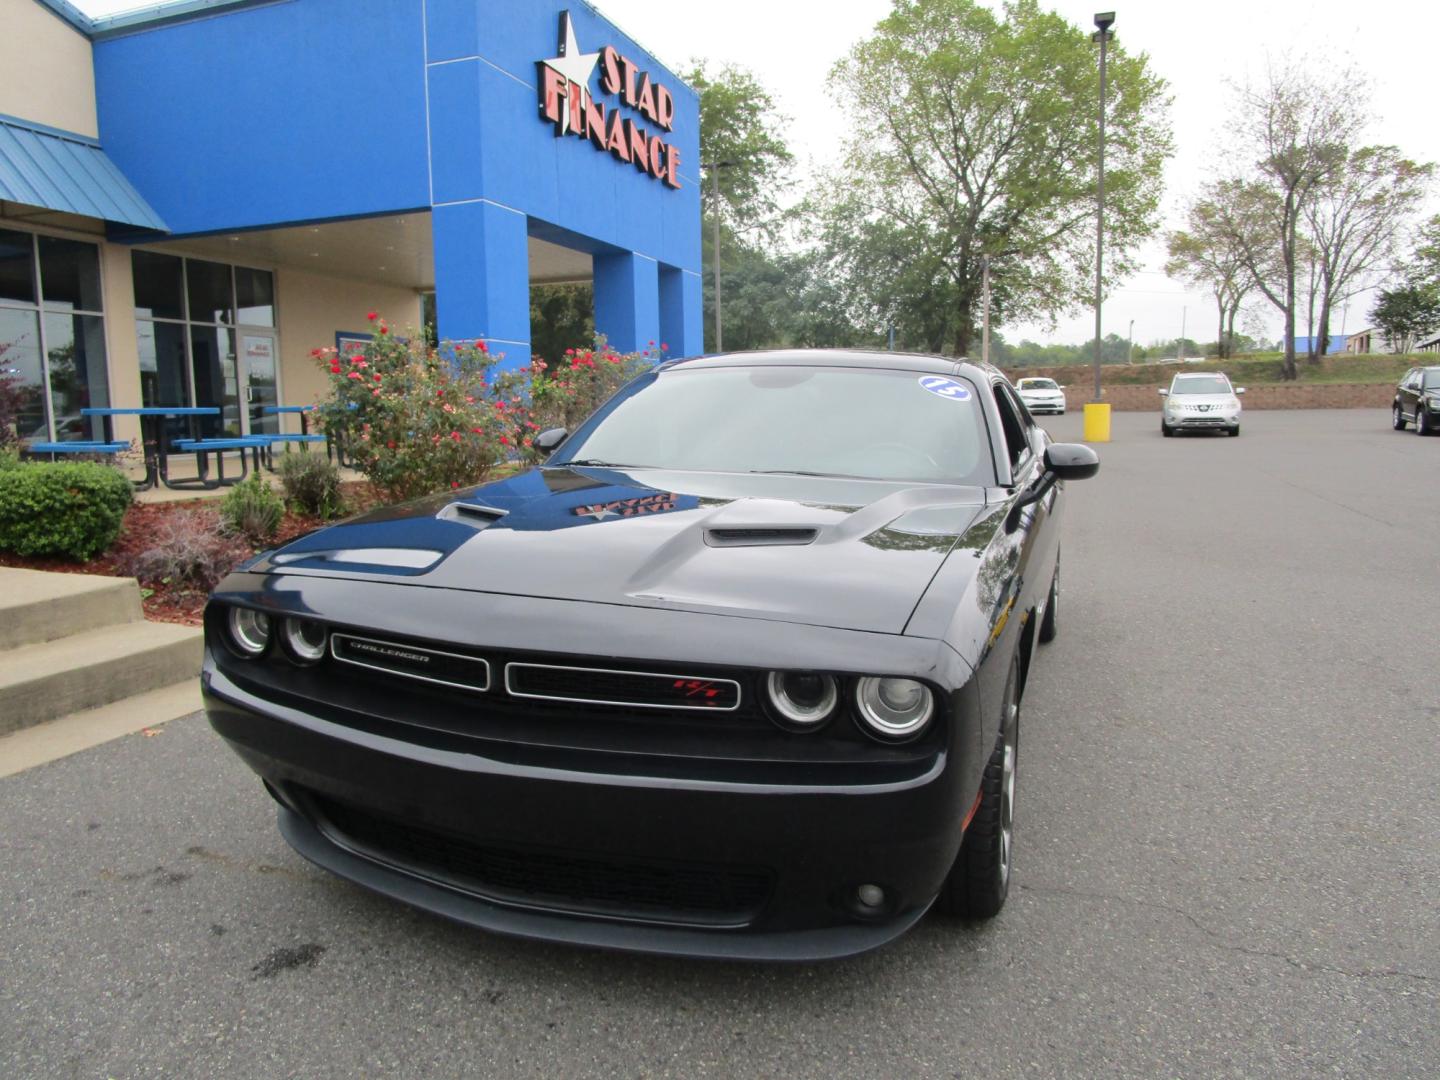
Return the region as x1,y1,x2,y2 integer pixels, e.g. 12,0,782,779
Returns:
536,11,682,190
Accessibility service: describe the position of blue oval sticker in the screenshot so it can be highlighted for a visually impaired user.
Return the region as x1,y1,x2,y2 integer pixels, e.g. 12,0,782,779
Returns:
919,376,972,402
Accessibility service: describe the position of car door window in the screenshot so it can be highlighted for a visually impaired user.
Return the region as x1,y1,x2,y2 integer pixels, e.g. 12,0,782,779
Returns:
992,382,1034,479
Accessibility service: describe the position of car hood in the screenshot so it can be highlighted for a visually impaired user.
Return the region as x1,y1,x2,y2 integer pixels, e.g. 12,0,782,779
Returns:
254,467,989,634
1019,388,1063,396
1169,393,1238,406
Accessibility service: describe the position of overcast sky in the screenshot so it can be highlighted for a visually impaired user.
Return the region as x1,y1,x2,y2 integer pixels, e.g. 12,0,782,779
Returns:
73,0,1440,348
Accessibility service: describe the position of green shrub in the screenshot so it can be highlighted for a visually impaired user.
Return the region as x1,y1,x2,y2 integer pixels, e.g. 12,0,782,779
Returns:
0,460,133,560
220,473,284,544
0,445,21,471
277,451,343,518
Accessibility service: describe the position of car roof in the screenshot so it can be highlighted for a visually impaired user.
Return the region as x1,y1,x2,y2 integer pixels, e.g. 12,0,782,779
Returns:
661,348,996,383
1172,371,1228,380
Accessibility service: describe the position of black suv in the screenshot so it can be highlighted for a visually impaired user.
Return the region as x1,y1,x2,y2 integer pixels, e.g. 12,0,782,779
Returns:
1392,365,1440,435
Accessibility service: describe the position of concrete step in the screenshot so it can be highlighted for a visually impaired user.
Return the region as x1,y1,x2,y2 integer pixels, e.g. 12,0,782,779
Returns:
0,568,142,651
0,621,203,737
0,680,202,779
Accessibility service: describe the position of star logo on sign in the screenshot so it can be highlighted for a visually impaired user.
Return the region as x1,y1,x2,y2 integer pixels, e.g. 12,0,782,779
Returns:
577,506,620,521
539,11,600,135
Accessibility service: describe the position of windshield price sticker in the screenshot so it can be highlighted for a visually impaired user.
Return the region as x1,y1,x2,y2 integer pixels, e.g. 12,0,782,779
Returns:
919,376,972,402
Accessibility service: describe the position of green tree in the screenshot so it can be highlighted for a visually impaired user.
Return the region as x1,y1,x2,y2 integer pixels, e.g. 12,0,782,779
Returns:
530,283,594,364
822,0,1172,356
1167,198,1255,359
685,62,796,350
1369,285,1440,353
1213,64,1368,378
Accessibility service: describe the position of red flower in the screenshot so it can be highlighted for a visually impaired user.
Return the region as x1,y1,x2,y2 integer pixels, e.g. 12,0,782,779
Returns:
379,324,389,335
452,481,460,489
386,441,396,449
499,436,510,446
367,311,378,321
330,364,342,374
373,373,383,382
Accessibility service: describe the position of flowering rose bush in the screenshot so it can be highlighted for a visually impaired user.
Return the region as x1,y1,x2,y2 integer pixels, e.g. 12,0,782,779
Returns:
492,336,659,465
313,315,664,496
312,314,509,502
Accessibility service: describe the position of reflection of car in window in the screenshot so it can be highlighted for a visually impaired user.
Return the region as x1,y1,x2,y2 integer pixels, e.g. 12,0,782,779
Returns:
203,349,1099,960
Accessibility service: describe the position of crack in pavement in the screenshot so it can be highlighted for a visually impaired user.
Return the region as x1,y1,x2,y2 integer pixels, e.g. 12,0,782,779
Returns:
1018,882,1437,993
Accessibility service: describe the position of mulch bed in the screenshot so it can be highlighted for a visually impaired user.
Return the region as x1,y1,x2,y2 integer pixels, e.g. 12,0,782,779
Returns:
0,481,385,627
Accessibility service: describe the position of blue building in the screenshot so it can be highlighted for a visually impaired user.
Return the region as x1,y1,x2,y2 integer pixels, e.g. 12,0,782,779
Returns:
1,0,702,447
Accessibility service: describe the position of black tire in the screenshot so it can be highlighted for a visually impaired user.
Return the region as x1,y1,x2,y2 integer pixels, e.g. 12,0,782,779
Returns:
934,654,1020,919
1228,425,1240,437
1417,407,1431,436
1038,560,1058,643
1161,423,1174,438
1393,402,1407,430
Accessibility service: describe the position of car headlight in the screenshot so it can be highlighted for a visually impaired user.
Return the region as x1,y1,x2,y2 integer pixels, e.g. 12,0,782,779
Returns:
766,671,838,729
281,617,328,664
854,677,935,741
226,607,272,657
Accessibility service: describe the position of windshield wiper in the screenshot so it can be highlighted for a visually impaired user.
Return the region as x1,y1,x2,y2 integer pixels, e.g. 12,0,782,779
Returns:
553,459,648,469
747,469,873,480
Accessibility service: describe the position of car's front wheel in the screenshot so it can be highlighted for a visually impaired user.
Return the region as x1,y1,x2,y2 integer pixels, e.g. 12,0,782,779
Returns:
1161,422,1174,438
1228,425,1240,437
934,654,1019,919
1393,402,1407,430
1417,407,1432,436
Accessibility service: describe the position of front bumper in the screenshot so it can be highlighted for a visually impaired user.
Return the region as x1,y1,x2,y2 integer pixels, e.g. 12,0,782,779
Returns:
1023,400,1066,414
1165,413,1239,429
203,628,980,960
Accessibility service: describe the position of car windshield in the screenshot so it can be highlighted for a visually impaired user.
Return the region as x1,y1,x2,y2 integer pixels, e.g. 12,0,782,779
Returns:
1019,379,1058,390
1424,370,1440,389
550,365,993,485
1171,377,1231,395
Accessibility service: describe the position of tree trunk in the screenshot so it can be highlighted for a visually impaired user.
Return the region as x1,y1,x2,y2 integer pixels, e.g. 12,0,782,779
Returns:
1314,296,1333,367
1282,212,1298,380
1215,294,1227,359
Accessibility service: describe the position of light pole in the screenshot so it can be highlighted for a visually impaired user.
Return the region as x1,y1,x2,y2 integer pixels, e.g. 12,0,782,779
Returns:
1091,11,1114,404
703,160,734,353
982,255,992,366
1127,318,1135,365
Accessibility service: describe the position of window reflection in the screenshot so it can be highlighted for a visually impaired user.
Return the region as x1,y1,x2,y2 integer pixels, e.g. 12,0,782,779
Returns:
38,237,104,313
0,307,46,441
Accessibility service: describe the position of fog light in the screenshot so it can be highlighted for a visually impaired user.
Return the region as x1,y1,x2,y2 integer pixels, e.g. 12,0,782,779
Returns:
227,607,271,657
282,618,327,664
766,671,838,729
857,884,886,910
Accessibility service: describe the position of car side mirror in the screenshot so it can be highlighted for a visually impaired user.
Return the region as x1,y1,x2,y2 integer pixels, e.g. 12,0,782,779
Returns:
1006,444,1099,532
1044,443,1100,482
1158,389,1168,396
1235,387,1246,395
534,427,568,454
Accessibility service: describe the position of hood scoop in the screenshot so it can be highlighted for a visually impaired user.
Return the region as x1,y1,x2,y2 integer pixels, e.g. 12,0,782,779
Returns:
704,527,820,548
438,501,509,529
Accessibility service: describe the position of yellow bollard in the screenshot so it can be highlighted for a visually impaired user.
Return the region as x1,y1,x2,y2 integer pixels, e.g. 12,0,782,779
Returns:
1083,402,1111,443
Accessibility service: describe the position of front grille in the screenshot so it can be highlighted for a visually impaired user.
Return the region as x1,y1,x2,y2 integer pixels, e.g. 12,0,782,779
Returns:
505,662,742,712
330,633,491,692
310,793,773,925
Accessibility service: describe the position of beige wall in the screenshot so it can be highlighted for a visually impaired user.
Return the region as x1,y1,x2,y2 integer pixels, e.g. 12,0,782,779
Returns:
0,0,98,138
275,266,422,427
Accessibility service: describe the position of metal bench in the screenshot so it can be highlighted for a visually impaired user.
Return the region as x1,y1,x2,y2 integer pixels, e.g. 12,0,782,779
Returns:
170,436,273,488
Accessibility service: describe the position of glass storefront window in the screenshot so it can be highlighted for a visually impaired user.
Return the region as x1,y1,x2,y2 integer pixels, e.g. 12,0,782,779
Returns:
133,250,185,320
44,313,111,441
38,237,104,313
235,265,275,327
0,307,47,442
0,228,37,305
1,231,109,443
134,253,274,437
189,325,238,437
186,259,233,325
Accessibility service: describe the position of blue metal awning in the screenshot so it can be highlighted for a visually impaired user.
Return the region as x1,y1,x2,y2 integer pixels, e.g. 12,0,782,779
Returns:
0,116,168,233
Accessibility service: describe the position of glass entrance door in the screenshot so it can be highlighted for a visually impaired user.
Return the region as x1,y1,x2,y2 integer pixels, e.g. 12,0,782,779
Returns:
241,331,280,435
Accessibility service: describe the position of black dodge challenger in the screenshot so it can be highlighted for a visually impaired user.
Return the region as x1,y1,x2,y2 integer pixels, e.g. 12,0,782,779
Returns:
203,350,1098,960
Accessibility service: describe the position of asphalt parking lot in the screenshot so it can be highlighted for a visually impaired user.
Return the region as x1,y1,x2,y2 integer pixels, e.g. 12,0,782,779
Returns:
2,407,1436,1079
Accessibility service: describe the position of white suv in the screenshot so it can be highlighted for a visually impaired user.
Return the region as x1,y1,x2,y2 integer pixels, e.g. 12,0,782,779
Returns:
1160,373,1244,437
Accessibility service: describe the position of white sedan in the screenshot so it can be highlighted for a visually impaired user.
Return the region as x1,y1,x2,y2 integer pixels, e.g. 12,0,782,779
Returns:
1015,377,1067,415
